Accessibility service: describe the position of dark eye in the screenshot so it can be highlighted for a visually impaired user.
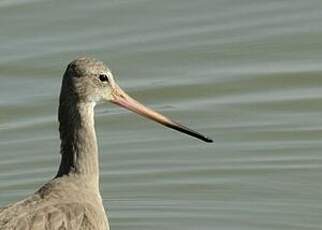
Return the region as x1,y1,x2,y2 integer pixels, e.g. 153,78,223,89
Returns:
99,74,109,82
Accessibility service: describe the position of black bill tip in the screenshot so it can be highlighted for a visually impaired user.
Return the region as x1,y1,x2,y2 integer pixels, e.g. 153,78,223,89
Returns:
202,136,213,143
166,122,213,143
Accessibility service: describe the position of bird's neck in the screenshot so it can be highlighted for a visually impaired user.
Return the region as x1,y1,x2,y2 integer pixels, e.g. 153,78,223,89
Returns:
56,98,99,190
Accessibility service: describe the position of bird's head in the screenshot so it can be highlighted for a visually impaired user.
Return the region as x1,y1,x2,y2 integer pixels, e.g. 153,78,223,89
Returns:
62,56,213,143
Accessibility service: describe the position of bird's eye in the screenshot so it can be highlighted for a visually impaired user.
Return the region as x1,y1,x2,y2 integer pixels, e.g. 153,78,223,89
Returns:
99,74,109,82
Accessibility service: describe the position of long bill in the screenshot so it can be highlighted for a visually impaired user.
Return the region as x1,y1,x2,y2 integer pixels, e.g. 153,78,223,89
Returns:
110,84,213,143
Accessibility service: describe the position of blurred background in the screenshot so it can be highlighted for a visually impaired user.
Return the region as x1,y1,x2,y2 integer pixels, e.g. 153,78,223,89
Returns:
1,0,322,229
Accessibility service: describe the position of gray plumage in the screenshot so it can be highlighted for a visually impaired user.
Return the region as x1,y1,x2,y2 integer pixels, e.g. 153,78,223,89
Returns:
0,57,110,230
0,56,212,230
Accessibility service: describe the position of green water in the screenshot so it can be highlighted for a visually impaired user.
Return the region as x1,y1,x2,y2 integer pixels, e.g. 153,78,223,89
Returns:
1,0,322,229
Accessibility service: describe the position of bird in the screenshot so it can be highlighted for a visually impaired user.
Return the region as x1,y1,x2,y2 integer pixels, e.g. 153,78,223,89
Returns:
0,57,213,229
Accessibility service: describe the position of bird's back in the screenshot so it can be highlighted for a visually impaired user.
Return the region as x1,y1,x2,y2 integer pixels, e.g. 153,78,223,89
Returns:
0,176,109,230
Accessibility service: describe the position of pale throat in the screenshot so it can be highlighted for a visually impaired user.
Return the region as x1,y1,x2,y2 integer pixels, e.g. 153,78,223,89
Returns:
56,99,99,188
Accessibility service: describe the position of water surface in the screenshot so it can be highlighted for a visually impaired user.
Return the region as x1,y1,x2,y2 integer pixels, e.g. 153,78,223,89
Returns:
1,0,322,229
